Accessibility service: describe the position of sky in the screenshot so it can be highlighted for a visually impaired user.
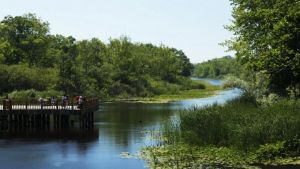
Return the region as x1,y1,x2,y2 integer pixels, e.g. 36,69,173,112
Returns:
0,0,234,63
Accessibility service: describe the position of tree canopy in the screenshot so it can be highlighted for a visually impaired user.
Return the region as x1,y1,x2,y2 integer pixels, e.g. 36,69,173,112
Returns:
193,56,243,79
0,14,195,98
226,0,300,97
0,13,50,66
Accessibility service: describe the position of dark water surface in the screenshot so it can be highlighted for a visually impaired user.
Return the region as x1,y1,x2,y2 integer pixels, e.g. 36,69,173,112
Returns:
0,81,242,169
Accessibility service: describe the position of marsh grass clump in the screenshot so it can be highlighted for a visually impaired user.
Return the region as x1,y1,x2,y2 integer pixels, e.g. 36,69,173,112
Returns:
180,96,300,150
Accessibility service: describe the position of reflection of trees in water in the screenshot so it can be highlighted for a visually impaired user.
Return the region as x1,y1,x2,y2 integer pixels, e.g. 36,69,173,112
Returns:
96,103,176,148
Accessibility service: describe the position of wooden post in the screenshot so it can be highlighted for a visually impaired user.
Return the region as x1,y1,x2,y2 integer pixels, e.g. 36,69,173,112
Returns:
47,114,50,130
2,100,6,111
91,111,94,129
25,99,28,110
79,112,82,129
71,100,74,111
53,114,56,129
8,99,12,110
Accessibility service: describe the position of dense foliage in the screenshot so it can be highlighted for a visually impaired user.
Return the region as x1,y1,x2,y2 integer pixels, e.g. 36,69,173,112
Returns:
226,0,300,97
0,14,194,98
192,56,243,78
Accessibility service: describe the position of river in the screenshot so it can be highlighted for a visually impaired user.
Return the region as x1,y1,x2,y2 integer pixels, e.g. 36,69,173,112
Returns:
0,80,242,169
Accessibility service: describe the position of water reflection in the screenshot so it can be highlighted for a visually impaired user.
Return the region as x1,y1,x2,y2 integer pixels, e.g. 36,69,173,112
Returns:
0,81,243,169
96,102,175,149
171,88,242,109
190,77,223,86
95,88,242,151
0,130,99,156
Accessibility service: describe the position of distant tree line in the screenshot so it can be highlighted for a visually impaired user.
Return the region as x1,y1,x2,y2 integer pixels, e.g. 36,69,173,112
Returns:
0,14,194,98
192,56,243,79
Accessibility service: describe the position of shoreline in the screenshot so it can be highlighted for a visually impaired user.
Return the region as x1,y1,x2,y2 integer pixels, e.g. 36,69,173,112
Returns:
102,79,222,103
102,89,221,104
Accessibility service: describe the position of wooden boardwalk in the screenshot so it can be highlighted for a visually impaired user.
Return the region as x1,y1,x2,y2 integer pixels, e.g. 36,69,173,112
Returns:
0,98,99,131
0,105,82,111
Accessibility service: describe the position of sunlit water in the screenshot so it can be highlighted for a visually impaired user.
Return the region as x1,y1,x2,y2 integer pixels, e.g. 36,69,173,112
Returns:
0,80,243,169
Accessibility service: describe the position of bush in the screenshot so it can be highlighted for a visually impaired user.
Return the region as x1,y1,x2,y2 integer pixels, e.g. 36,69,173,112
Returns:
0,64,58,94
8,89,37,99
7,89,62,99
189,80,206,90
148,78,182,95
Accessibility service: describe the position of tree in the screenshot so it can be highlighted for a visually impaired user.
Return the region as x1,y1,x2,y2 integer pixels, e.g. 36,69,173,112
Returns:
171,48,194,77
193,56,242,78
0,13,50,67
54,35,80,95
226,0,300,96
77,38,110,96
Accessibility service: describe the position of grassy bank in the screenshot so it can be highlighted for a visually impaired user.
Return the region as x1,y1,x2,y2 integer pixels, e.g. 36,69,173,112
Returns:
104,80,221,103
105,88,220,103
142,96,300,168
1,80,220,103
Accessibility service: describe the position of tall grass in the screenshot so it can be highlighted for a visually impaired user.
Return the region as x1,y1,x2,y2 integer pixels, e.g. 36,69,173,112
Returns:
143,96,300,168
178,96,300,150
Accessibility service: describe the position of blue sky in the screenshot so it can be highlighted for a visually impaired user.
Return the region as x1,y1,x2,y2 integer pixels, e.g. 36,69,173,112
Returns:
0,0,234,63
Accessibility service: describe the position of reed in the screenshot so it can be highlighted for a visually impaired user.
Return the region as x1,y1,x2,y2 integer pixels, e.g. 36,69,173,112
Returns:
178,96,300,150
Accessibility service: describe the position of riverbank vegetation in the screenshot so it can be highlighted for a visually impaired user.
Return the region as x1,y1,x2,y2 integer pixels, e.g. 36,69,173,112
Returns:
106,80,220,103
143,0,300,168
142,96,300,168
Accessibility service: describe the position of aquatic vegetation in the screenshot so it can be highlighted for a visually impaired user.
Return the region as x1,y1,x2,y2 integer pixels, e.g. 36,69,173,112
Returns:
141,144,259,169
255,139,300,165
142,96,300,168
180,97,300,150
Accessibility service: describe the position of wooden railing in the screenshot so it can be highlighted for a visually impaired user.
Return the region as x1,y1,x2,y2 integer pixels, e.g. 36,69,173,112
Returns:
1,98,99,111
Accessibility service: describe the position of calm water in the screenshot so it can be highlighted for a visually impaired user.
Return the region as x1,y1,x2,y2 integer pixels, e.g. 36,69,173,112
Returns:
0,81,242,169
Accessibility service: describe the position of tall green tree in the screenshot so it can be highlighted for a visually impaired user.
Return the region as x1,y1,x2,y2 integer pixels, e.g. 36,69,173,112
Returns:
171,48,193,77
226,0,300,96
77,38,111,96
0,13,50,67
54,35,80,95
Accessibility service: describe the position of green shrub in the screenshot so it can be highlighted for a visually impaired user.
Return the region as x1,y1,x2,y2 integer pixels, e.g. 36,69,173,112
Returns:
189,80,206,90
0,64,58,95
8,89,37,99
7,89,62,99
